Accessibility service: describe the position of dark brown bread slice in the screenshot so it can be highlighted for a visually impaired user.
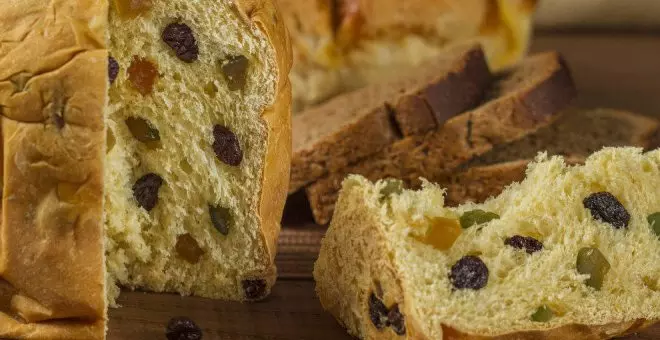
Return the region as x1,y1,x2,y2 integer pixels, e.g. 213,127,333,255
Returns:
306,51,576,224
442,109,660,205
290,43,490,193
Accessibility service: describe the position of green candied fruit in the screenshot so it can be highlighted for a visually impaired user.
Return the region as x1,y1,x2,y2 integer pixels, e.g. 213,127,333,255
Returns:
379,179,404,202
577,247,611,290
648,212,660,237
531,305,554,322
459,209,500,229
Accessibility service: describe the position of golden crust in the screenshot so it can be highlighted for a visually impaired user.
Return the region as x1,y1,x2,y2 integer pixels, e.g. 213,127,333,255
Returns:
233,0,293,285
0,0,107,338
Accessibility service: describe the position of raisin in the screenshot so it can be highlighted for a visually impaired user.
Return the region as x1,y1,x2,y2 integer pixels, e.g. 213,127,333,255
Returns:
379,179,403,202
132,173,163,211
128,56,158,96
576,247,610,290
108,56,119,84
387,304,406,336
166,316,202,340
368,293,389,330
583,192,630,229
175,234,204,264
648,212,660,237
242,279,267,300
531,305,553,322
459,210,499,229
125,117,160,145
114,0,153,18
504,235,544,254
212,125,243,166
449,256,489,290
162,23,199,63
209,205,231,236
221,55,249,91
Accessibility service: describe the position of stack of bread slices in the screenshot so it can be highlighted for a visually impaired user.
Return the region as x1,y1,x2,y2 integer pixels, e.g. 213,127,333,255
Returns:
289,42,660,225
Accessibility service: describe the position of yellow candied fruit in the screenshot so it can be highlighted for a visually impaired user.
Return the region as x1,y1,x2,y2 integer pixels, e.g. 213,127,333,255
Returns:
413,217,462,251
127,57,159,96
113,0,153,18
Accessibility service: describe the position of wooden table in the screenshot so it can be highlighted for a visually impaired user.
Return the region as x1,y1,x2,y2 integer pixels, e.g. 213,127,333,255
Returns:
108,33,660,339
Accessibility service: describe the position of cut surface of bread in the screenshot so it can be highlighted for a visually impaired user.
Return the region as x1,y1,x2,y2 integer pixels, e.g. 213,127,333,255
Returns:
291,43,490,193
314,147,660,339
105,0,291,304
278,0,537,111
306,51,576,224
0,0,290,338
443,109,660,205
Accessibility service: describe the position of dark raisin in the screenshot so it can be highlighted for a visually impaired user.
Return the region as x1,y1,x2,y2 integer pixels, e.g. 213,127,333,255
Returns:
221,55,249,91
583,192,630,229
387,304,406,336
132,173,163,211
209,205,231,236
242,279,267,300
162,23,199,63
212,125,243,166
368,293,389,330
166,316,202,340
449,256,489,290
505,235,544,254
108,56,119,84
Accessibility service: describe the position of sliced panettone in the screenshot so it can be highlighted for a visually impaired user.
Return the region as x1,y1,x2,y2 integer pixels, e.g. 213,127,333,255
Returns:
442,109,660,205
306,51,576,224
291,43,490,193
0,0,291,338
315,147,660,339
278,0,538,111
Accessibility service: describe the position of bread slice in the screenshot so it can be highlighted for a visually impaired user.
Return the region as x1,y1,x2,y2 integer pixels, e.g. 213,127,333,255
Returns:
443,109,660,205
278,0,537,111
314,147,660,339
291,43,490,193
0,0,290,338
306,52,576,224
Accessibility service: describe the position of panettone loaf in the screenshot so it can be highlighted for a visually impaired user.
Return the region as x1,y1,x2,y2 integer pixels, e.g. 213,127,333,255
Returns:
443,109,660,205
0,0,291,338
315,147,660,339
306,51,576,224
278,0,537,111
291,43,490,193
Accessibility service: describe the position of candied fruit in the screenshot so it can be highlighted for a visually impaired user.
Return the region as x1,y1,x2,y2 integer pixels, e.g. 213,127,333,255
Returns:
414,217,462,251
125,117,161,148
460,209,499,229
648,212,660,237
221,55,249,91
175,234,204,264
128,56,159,96
379,179,403,202
531,305,553,322
113,0,153,18
577,247,610,290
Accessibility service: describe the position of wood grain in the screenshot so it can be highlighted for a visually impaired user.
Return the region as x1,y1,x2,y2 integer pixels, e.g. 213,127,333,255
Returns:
109,33,660,339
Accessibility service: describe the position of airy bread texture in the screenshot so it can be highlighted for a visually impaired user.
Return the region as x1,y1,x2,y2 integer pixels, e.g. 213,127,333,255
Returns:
105,0,291,303
315,147,660,339
278,0,537,111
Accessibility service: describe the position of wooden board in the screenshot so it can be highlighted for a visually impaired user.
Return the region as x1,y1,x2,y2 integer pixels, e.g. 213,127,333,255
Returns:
108,33,660,339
